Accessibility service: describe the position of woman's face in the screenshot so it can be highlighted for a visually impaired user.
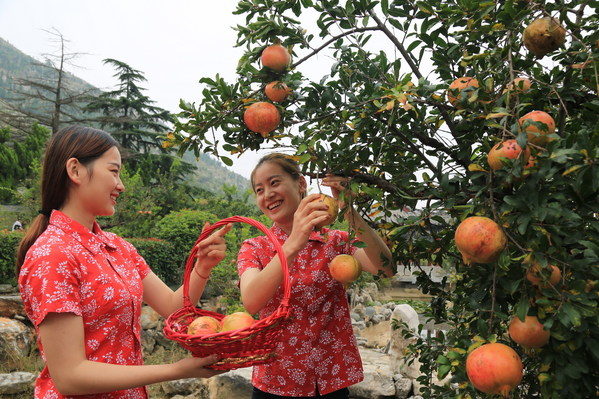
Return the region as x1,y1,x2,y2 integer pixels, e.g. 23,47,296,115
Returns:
253,161,305,226
78,146,125,217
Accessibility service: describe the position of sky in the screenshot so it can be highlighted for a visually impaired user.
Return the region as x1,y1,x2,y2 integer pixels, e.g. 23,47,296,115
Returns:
0,0,277,181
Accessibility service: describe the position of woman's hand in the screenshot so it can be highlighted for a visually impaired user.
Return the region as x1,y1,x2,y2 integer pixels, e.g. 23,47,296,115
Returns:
172,355,227,379
286,193,330,251
194,223,232,277
322,174,353,208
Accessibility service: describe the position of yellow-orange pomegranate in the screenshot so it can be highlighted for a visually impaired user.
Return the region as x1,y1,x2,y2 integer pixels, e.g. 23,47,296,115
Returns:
311,194,339,229
523,17,566,57
187,316,221,335
265,81,292,102
447,77,479,107
488,139,531,171
220,312,255,332
519,110,556,146
243,102,281,137
507,77,532,93
526,263,561,288
261,43,291,72
466,342,523,397
455,216,507,265
329,254,362,284
508,315,551,348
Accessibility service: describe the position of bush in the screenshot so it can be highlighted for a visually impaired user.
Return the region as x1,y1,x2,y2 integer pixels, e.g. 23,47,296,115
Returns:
0,230,23,286
125,237,181,288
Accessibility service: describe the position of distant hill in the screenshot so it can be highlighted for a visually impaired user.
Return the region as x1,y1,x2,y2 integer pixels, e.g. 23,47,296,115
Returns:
0,36,250,197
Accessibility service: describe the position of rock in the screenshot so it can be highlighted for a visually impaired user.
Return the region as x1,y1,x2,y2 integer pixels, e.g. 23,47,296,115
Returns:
0,317,34,368
161,377,204,396
140,305,162,330
0,285,17,294
389,305,421,379
350,348,395,399
393,374,412,399
206,366,253,399
0,295,26,319
0,372,36,395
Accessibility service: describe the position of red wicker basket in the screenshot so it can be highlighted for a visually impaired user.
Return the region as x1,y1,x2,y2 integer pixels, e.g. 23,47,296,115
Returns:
163,216,291,370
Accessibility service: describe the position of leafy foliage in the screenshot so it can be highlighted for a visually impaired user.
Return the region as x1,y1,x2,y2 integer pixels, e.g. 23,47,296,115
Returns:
171,0,599,397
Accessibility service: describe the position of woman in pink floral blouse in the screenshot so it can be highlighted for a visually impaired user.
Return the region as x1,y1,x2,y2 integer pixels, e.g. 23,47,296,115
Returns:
16,125,230,398
237,153,394,398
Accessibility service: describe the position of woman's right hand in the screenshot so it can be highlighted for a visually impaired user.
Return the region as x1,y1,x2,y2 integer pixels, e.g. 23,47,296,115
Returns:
172,355,227,379
286,193,330,250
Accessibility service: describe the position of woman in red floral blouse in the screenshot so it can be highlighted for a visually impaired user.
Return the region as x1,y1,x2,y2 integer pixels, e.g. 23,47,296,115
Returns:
16,125,230,398
237,153,394,398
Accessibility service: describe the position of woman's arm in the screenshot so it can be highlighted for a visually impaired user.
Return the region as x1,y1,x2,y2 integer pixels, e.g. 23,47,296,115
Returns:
322,176,394,277
143,223,232,318
240,194,329,314
39,312,223,396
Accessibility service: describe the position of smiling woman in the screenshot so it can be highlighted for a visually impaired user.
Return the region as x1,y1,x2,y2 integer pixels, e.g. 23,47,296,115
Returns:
15,125,231,398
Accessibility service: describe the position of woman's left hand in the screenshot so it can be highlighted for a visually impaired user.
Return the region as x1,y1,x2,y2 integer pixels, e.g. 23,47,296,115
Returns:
194,222,232,276
322,174,353,208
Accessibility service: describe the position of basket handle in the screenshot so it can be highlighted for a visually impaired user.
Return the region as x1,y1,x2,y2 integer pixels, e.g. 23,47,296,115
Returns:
182,216,290,310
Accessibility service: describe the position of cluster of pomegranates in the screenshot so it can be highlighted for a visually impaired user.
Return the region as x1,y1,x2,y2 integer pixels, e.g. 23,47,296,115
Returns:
243,43,292,138
451,19,566,396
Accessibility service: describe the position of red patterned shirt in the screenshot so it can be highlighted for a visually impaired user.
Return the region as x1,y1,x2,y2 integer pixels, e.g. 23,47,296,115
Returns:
19,210,151,399
237,224,363,396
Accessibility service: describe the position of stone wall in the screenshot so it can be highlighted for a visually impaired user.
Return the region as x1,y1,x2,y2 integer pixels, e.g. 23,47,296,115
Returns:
0,283,445,398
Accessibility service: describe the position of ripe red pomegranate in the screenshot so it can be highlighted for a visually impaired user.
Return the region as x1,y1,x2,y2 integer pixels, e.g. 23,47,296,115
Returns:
519,110,556,146
508,315,551,348
243,102,281,137
265,81,292,102
523,17,566,57
487,139,531,171
261,43,291,72
447,77,479,107
466,342,523,397
455,216,507,265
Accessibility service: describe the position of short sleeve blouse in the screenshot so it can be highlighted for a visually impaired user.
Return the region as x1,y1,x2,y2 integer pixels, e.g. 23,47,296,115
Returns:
237,224,363,397
18,210,152,399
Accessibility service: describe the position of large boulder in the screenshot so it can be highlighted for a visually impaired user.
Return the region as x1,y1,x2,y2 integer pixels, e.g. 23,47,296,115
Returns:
389,305,420,380
0,317,35,369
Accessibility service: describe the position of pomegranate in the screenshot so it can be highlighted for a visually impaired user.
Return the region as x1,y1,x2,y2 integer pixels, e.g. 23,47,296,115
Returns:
487,139,531,171
466,342,523,397
265,81,292,102
243,102,281,137
519,110,556,146
507,77,531,94
261,43,291,72
329,254,362,285
187,316,221,335
447,77,479,107
454,216,507,265
311,193,339,229
523,17,566,57
220,312,255,332
509,315,551,348
526,263,561,288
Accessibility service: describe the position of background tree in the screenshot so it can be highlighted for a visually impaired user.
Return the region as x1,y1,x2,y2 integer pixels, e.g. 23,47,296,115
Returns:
85,58,198,196
171,0,599,397
0,29,96,134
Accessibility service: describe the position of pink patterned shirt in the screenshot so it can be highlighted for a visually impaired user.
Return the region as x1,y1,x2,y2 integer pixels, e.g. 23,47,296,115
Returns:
237,224,363,396
19,210,151,399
